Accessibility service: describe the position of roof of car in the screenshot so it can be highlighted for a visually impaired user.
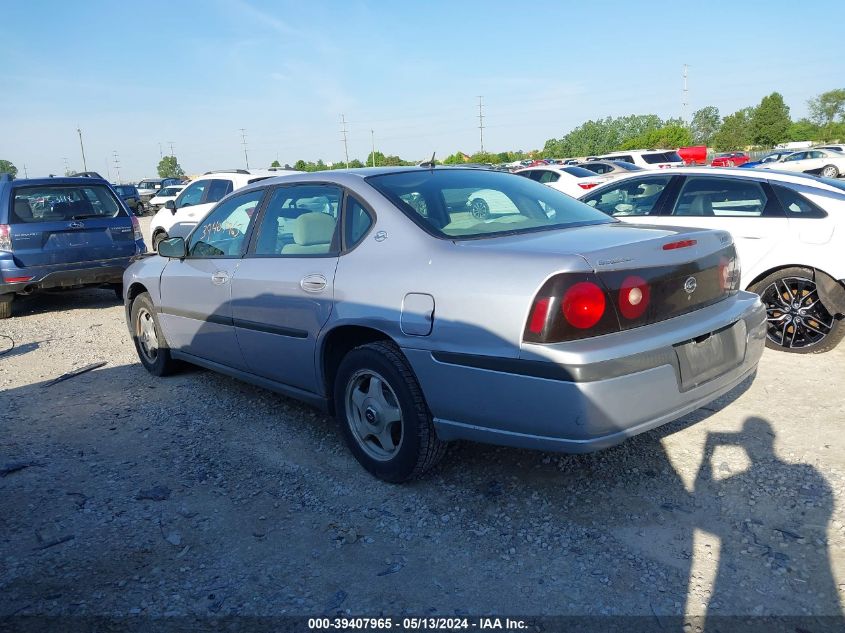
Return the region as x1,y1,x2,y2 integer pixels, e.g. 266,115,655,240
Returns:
0,176,110,190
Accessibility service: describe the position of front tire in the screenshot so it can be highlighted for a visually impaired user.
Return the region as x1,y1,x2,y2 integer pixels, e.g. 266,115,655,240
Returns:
334,341,446,482
130,292,178,375
750,267,845,353
821,164,839,178
152,231,168,252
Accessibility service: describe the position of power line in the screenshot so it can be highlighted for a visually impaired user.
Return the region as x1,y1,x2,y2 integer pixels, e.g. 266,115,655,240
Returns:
239,129,250,170
77,127,88,172
477,96,485,153
339,115,349,169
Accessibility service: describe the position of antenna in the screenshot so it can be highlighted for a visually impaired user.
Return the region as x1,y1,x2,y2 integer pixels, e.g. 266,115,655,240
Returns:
419,152,437,168
239,129,249,169
340,115,350,169
682,64,689,122
477,96,485,153
77,127,88,172
371,129,376,167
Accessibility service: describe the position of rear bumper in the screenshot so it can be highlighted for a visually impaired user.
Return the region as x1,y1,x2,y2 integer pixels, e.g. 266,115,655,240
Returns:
404,291,766,453
0,257,136,295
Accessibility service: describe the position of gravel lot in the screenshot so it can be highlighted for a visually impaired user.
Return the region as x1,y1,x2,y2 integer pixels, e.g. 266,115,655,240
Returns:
1,217,844,622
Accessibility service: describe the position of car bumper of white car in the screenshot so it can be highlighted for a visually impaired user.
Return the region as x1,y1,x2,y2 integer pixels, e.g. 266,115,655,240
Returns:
404,291,765,453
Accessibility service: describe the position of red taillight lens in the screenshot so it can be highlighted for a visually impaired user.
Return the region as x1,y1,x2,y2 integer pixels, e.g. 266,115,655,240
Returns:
618,275,650,320
562,282,606,329
577,182,599,190
662,239,697,250
719,255,741,292
130,215,143,242
0,225,11,251
5,276,33,283
528,297,551,334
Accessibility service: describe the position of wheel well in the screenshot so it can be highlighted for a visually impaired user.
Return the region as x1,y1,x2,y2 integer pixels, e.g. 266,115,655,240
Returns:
321,325,393,414
747,265,845,316
127,282,148,306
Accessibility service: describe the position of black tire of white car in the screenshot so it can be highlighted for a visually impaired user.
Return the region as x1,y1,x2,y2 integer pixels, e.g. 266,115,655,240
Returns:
152,232,167,252
130,292,178,376
750,267,845,354
334,340,447,482
821,165,839,178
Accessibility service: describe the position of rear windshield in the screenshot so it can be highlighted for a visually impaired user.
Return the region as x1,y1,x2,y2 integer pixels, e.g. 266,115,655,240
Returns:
10,185,123,223
138,180,162,190
561,166,597,178
611,161,644,171
367,169,612,239
642,151,684,164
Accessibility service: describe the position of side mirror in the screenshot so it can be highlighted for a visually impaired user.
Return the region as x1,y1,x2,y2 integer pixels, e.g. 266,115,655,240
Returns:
165,200,176,213
157,237,187,258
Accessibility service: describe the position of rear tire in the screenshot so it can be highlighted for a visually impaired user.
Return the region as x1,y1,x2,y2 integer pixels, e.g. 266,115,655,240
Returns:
0,295,13,319
130,292,178,375
821,164,839,178
749,267,845,354
152,231,167,251
334,340,446,482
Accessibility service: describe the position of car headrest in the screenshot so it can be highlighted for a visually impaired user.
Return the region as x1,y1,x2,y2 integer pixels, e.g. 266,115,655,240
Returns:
688,194,714,216
14,199,33,220
293,212,336,246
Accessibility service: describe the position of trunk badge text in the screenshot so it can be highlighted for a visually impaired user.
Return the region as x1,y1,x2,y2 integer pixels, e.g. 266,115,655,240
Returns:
69,221,85,229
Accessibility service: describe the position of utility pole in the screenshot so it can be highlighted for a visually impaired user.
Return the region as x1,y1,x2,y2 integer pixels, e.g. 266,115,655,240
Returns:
477,96,485,154
371,129,376,167
159,142,163,158
168,141,175,157
62,157,69,175
239,129,250,170
339,115,350,169
682,64,689,123
23,164,28,178
77,127,88,172
113,151,121,183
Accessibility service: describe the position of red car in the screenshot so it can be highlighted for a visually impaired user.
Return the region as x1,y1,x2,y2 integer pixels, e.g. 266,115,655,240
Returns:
710,152,750,167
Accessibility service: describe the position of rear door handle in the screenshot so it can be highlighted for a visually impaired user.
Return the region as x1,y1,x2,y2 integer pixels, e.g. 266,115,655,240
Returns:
211,271,230,286
300,274,327,293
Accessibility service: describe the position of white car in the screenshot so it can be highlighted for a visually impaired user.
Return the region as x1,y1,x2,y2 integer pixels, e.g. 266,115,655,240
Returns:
147,185,185,211
594,149,685,170
814,144,845,154
578,167,845,353
515,165,608,197
150,169,301,249
758,148,845,179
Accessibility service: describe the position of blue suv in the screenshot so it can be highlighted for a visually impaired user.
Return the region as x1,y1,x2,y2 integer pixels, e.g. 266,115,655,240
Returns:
0,174,147,318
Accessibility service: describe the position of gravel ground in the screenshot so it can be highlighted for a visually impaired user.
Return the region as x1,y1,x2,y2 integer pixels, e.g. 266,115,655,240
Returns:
1,218,844,621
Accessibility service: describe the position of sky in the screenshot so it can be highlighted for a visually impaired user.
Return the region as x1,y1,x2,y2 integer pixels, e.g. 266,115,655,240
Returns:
1,0,843,181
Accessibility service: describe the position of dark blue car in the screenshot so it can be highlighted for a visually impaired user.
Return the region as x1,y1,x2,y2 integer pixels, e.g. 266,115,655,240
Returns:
0,174,147,318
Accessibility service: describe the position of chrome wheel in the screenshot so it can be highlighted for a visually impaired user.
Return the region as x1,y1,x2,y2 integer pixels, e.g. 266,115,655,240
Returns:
136,307,159,362
822,165,839,178
470,198,490,220
345,369,403,461
760,277,834,349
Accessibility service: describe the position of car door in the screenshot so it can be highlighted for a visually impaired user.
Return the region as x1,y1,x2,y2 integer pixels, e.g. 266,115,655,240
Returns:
230,184,345,393
169,178,234,238
158,188,266,370
645,175,789,285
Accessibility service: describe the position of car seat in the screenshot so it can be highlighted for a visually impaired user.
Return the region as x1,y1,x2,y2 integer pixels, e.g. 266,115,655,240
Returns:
280,212,336,254
677,193,714,216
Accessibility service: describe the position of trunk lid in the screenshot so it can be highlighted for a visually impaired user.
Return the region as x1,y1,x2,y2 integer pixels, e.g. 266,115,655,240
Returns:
10,215,137,266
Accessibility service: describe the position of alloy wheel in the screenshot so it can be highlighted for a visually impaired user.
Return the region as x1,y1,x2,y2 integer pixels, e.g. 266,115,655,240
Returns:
760,276,834,349
345,369,404,461
470,198,490,220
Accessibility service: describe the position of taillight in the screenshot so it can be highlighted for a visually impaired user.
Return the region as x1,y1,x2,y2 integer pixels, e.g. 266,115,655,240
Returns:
131,215,143,242
719,254,741,293
662,239,697,250
577,182,599,190
618,275,651,320
0,225,11,251
562,282,606,329
528,297,551,334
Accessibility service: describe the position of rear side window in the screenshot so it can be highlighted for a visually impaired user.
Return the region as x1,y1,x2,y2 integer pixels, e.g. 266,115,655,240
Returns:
206,179,234,203
345,196,374,248
582,163,610,174
562,166,598,178
642,151,683,164
581,176,672,217
672,177,768,217
772,185,827,219
11,185,123,223
538,171,559,183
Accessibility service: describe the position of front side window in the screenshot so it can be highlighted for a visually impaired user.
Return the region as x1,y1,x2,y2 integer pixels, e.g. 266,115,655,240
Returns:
783,152,805,162
205,179,234,204
177,180,208,208
672,177,768,217
252,185,341,256
581,175,672,217
368,169,611,238
11,185,123,223
188,189,265,257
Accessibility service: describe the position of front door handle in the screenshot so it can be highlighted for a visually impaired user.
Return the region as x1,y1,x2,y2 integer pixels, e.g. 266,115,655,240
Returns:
211,271,230,286
300,274,327,293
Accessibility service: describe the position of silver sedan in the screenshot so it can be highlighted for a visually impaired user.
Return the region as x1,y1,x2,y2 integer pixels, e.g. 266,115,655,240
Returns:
124,167,765,481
